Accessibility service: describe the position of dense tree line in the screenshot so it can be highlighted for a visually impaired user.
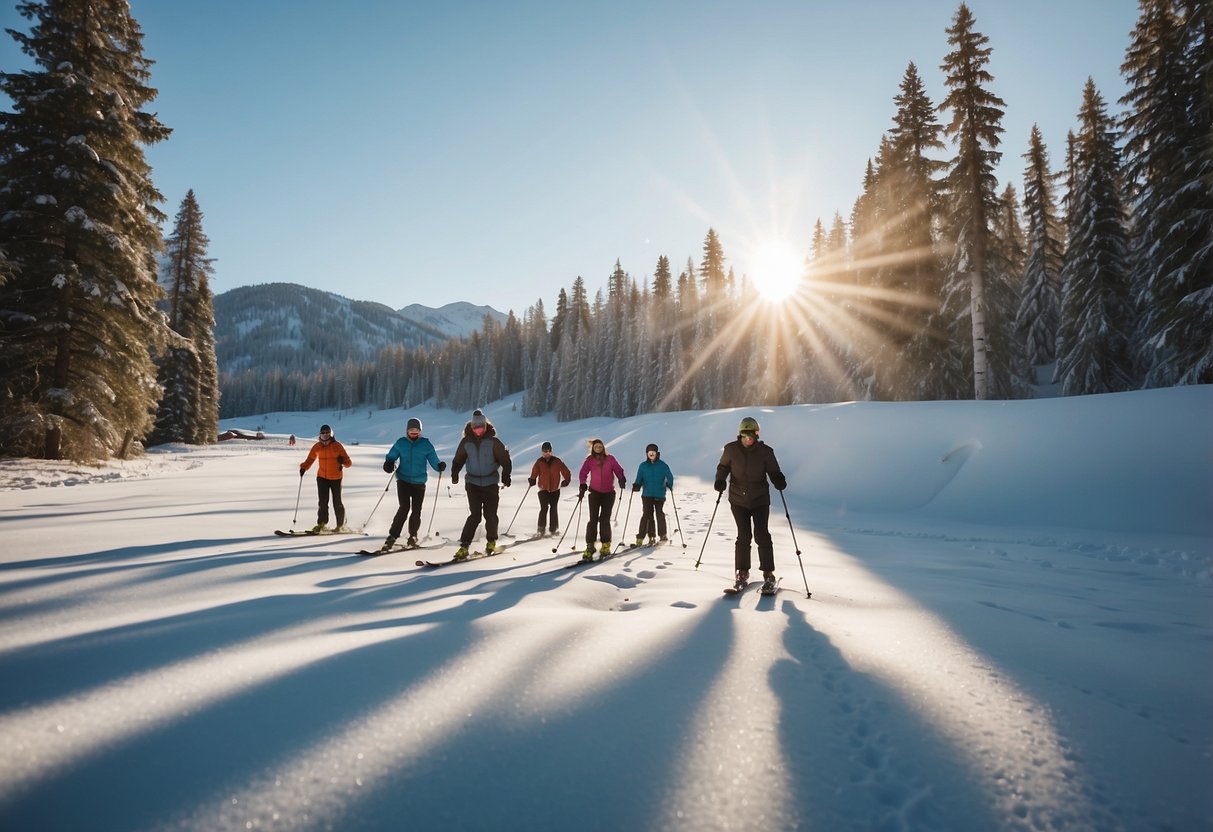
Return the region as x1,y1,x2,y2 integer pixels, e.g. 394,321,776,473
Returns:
0,0,219,460
3,2,1207,449
226,1,1209,420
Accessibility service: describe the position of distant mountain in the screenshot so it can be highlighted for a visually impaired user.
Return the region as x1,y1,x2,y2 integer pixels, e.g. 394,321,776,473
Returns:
214,283,503,376
397,301,508,339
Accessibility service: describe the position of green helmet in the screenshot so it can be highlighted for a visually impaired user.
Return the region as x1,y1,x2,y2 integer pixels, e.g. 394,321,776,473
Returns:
738,416,760,434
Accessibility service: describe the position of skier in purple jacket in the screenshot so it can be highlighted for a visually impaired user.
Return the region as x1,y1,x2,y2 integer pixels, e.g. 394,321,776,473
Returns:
577,438,625,560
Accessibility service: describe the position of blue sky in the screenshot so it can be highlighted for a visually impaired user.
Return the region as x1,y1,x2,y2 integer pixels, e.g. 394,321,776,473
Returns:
2,1,1138,312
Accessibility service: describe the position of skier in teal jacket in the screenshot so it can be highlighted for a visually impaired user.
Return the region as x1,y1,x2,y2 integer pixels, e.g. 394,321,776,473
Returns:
381,417,445,550
631,443,673,545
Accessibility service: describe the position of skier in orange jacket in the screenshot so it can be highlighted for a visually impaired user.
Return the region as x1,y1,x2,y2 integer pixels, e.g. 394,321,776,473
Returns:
299,424,352,531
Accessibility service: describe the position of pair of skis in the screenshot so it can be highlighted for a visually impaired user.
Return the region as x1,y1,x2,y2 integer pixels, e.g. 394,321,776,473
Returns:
275,528,362,537
723,577,782,598
415,532,545,569
563,538,666,570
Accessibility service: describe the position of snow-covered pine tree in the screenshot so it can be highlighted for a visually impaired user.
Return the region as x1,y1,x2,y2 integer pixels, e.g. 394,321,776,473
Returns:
1120,0,1213,386
1016,126,1065,370
0,0,172,459
1055,79,1135,395
935,2,1008,400
152,190,218,445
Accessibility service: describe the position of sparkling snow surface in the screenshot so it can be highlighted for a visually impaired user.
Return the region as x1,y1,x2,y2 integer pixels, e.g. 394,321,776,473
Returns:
0,386,1209,831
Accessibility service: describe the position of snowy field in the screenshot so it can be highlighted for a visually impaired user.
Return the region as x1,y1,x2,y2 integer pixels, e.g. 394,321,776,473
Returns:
0,386,1210,831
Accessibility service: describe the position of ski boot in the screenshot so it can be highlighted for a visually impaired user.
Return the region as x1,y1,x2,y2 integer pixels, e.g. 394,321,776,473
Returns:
310,523,328,533
648,536,657,546
600,542,612,556
484,540,499,555
734,569,750,589
406,536,418,548
761,571,777,595
537,526,546,538
381,536,397,552
581,546,595,562
659,535,668,543
634,536,644,547
453,546,470,561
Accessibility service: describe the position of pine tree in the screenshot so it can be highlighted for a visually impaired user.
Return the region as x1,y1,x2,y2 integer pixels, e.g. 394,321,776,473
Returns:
1055,79,1135,395
1121,0,1213,385
1016,125,1064,369
152,190,218,444
0,0,172,459
936,2,1008,400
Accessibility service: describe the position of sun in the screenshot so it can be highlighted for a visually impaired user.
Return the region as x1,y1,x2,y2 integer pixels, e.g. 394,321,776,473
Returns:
749,240,804,302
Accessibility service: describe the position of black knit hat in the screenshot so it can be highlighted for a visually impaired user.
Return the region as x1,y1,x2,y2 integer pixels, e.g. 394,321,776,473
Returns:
319,424,332,434
541,441,552,452
645,443,659,454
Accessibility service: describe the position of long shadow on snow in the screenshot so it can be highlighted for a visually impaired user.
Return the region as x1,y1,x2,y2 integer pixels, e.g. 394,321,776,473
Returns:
0,561,583,828
320,575,736,831
0,549,428,710
769,598,1002,830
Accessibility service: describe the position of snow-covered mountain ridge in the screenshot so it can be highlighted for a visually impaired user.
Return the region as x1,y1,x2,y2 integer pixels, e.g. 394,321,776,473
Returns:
213,283,507,375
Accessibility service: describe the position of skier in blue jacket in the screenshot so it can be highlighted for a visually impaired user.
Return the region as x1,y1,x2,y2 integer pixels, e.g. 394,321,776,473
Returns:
632,443,674,546
381,417,445,550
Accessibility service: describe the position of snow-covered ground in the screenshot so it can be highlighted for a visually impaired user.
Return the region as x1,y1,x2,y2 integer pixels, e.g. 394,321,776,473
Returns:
1,386,1210,831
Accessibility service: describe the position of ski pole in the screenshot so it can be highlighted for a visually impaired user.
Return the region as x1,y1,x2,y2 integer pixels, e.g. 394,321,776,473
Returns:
778,489,811,598
502,482,532,537
668,487,687,549
552,493,584,553
693,490,723,569
356,470,396,533
426,468,443,536
292,470,304,526
613,487,635,553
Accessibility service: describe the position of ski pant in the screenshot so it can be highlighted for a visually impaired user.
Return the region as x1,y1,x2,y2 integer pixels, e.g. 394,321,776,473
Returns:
585,489,615,546
637,496,667,539
316,477,345,527
730,502,773,573
389,481,426,539
460,483,500,547
537,489,561,532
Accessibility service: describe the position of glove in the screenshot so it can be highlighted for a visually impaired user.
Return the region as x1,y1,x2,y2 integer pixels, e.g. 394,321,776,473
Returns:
437,461,447,472
528,477,537,487
714,479,726,493
451,472,459,484
299,468,306,478
619,479,626,490
382,460,394,474
337,455,347,466
772,473,787,491
560,478,570,488
579,483,587,497
502,476,511,487
631,484,641,493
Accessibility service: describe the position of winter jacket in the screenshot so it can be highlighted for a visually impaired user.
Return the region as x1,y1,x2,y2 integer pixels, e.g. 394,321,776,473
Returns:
633,457,673,499
451,420,512,487
301,438,352,480
530,455,572,492
385,435,441,485
715,437,785,509
580,453,625,494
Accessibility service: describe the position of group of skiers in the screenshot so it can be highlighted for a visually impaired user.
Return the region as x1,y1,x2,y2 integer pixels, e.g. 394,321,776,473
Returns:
297,410,786,589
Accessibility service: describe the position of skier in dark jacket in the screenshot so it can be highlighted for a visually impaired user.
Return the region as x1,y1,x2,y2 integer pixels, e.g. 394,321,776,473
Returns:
632,443,673,545
529,441,571,536
380,417,445,551
450,409,511,560
715,416,786,591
